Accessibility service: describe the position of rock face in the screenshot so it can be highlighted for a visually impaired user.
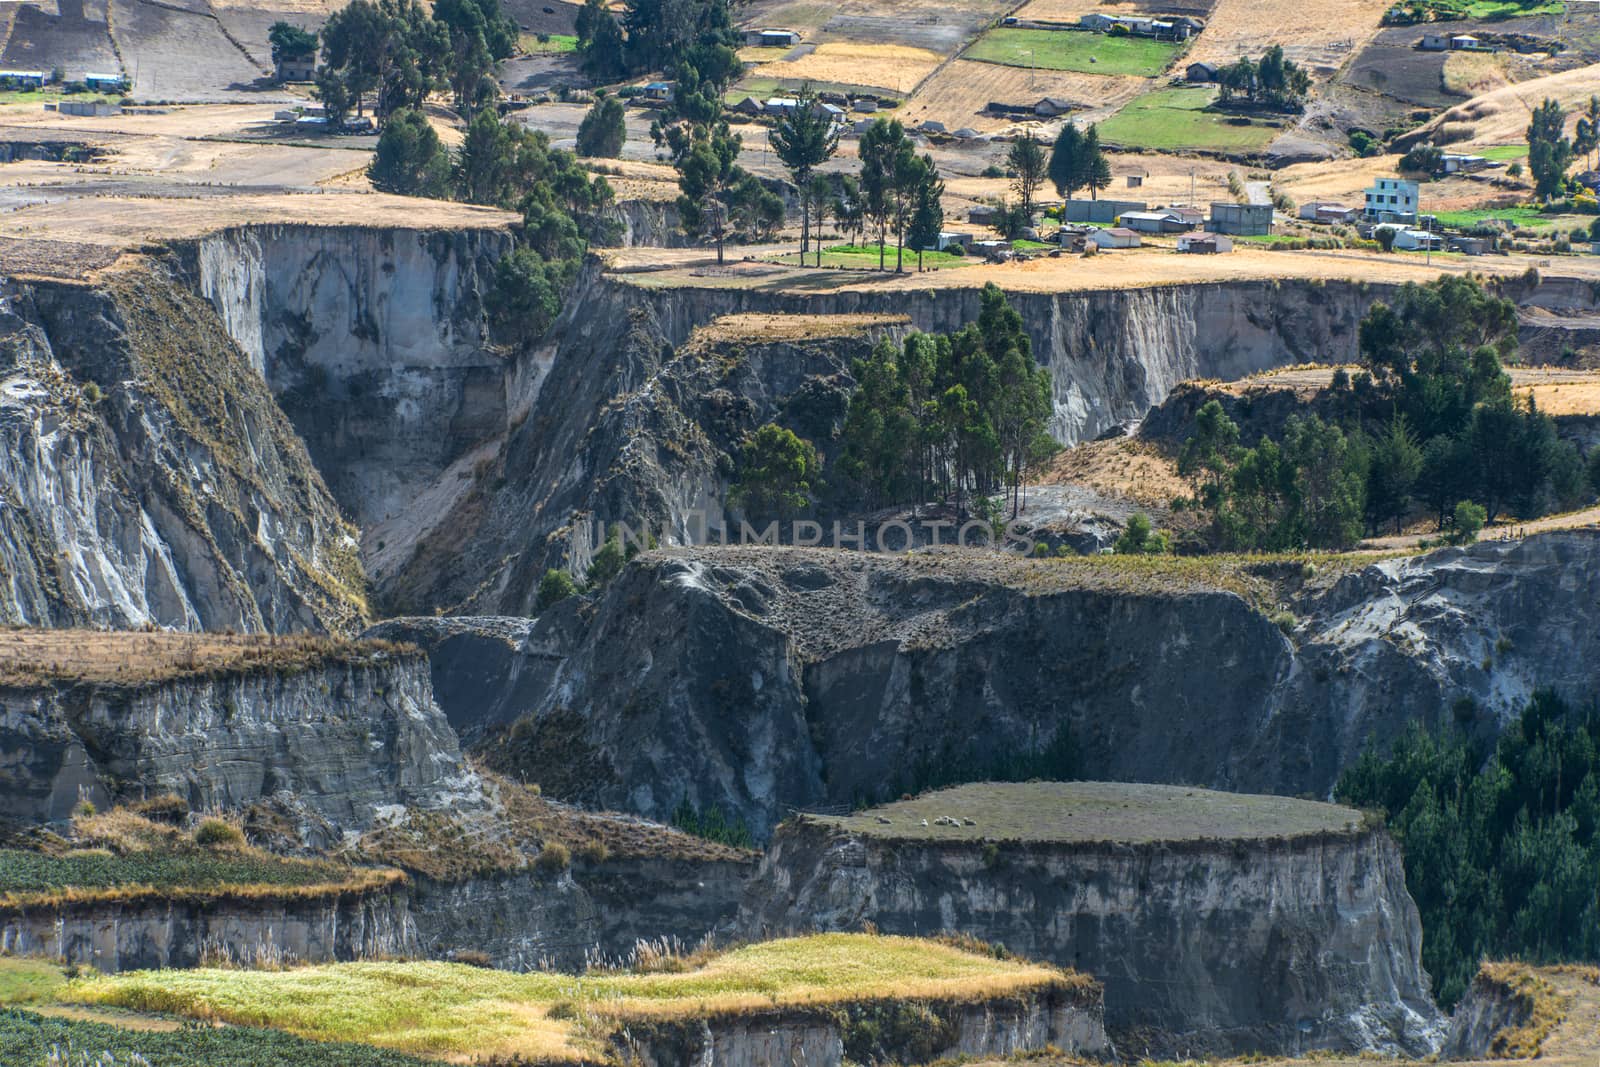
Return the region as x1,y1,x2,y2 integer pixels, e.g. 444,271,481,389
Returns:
0,890,415,972
409,854,754,971
391,269,1392,615
614,987,1112,1067
446,531,1600,837
738,785,1443,1057
0,267,366,634
0,648,471,834
190,225,514,531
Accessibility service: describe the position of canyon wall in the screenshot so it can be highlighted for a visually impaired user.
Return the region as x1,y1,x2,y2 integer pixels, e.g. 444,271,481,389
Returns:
740,817,1442,1057
0,890,415,972
0,268,366,634
191,225,516,530
420,531,1600,837
0,647,472,834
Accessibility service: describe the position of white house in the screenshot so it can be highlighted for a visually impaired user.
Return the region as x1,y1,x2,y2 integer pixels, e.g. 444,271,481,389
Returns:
1119,210,1195,234
1393,228,1443,251
935,231,973,251
1091,227,1142,249
1364,177,1420,224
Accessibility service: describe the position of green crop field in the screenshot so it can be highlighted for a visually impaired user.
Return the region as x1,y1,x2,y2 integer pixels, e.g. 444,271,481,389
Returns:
58,934,1079,1062
1430,205,1587,232
1476,143,1527,161
965,28,1183,77
1098,87,1284,151
769,243,975,270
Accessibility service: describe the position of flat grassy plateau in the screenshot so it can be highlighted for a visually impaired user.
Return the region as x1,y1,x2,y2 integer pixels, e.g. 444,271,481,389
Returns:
50,934,1084,1062
809,781,1364,843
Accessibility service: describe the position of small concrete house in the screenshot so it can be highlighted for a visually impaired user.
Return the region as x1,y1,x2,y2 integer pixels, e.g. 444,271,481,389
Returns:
969,204,1000,226
764,96,800,115
936,231,974,251
1392,228,1443,251
1034,97,1073,117
1299,201,1357,224
729,96,763,115
1208,202,1273,236
1178,232,1232,253
1441,153,1489,174
1186,61,1218,83
84,73,126,91
643,82,675,102
1119,210,1195,234
1418,33,1448,51
1448,235,1492,256
0,70,51,88
1092,227,1142,249
1364,177,1420,224
275,51,316,82
1450,34,1481,49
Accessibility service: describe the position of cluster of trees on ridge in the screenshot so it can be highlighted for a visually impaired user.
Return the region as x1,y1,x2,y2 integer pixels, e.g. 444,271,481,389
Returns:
1175,274,1597,551
1214,45,1311,111
1338,690,1600,1008
727,284,1058,524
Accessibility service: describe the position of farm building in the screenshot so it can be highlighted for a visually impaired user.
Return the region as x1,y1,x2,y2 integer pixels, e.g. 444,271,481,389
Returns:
1119,210,1197,234
1393,228,1443,251
1092,227,1142,249
84,73,127,91
1447,235,1493,255
972,239,1014,261
854,98,879,113
953,127,982,140
1299,201,1358,224
1364,177,1420,224
1034,98,1074,117
1450,35,1482,49
1064,198,1146,224
920,120,948,134
1208,202,1273,236
1186,62,1217,83
644,82,675,101
1441,153,1490,173
729,96,763,115
1178,233,1232,253
58,100,121,116
1418,34,1448,51
746,28,800,47
969,204,1000,226
275,51,316,82
0,70,51,88
764,97,800,115
936,232,974,251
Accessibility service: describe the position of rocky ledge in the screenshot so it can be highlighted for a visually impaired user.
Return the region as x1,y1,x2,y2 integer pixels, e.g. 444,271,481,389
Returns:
739,782,1444,1057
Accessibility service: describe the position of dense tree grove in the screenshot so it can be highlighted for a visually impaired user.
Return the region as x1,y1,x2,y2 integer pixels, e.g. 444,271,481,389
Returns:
1218,44,1311,109
1048,123,1110,202
837,284,1056,517
317,0,514,121
1527,97,1575,201
1338,691,1600,1008
1179,275,1594,549
731,424,822,522
575,95,627,158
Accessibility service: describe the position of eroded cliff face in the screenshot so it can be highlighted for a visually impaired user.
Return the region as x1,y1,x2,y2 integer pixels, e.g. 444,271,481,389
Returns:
387,269,1389,615
409,854,753,970
192,225,514,531
0,268,366,633
0,890,415,972
435,531,1600,836
740,820,1442,1057
0,649,473,835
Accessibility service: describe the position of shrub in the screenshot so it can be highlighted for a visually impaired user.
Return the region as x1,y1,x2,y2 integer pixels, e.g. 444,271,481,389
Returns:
72,799,96,819
536,568,578,611
366,109,451,197
585,533,626,588
194,818,246,849
575,838,608,864
1113,513,1169,555
80,381,103,405
1507,161,1523,178
535,841,570,874
575,95,626,158
1450,499,1487,544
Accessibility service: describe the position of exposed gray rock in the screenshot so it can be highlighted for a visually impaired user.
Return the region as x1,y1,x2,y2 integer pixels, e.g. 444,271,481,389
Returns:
0,267,365,634
0,648,475,835
456,531,1600,836
409,854,753,971
363,616,538,745
0,890,415,972
739,792,1444,1057
1440,967,1538,1060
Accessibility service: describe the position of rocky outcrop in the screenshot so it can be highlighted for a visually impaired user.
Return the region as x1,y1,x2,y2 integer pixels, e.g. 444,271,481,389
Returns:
0,266,366,634
409,853,754,971
449,530,1600,836
0,889,415,972
189,225,515,531
363,616,538,745
739,799,1442,1057
613,987,1112,1067
610,199,690,248
0,647,473,835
